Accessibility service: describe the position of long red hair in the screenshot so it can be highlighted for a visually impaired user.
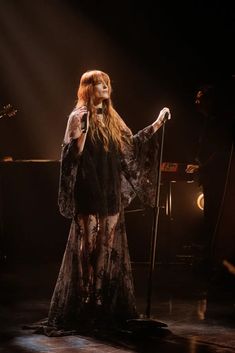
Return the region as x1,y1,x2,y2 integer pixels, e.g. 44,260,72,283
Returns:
76,70,131,151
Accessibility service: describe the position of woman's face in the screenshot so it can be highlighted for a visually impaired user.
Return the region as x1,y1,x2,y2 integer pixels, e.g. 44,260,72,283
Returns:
93,79,110,104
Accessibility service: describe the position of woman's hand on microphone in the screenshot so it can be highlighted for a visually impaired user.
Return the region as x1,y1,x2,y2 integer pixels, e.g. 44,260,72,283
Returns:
69,106,89,139
152,107,171,132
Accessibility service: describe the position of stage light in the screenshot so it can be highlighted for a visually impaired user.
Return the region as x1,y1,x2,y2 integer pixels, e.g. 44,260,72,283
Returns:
197,193,204,210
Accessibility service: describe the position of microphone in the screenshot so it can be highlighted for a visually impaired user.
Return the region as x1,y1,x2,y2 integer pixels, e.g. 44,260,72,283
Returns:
162,111,170,123
81,113,88,133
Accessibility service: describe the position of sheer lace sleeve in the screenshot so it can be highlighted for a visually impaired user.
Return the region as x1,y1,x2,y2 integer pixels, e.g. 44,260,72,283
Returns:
120,124,159,208
63,107,84,145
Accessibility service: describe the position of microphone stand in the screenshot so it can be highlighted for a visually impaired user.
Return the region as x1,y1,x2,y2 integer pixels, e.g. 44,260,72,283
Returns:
127,116,169,335
146,119,166,320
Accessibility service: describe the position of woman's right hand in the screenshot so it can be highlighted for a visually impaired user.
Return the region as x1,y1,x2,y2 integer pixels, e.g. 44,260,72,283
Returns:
69,106,89,139
74,107,89,154
64,106,89,154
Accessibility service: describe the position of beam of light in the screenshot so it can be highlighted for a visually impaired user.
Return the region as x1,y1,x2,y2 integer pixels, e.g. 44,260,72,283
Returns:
0,0,166,159
0,1,75,158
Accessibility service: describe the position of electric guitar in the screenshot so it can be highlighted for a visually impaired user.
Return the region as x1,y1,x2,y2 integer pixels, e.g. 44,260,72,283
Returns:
0,104,17,119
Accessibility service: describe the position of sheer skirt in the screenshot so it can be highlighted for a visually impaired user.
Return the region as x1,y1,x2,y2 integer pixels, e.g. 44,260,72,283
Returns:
47,211,138,333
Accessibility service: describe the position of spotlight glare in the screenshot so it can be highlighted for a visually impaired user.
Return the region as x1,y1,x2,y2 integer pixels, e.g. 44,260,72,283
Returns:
197,193,204,210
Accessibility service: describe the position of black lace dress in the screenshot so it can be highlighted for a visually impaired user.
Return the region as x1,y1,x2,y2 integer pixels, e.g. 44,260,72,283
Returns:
26,108,160,336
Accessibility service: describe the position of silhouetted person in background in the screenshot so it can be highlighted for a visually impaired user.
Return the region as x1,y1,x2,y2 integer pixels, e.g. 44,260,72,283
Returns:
192,82,234,279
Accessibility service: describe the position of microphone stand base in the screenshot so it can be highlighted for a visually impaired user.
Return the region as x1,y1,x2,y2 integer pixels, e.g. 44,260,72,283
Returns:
125,318,170,337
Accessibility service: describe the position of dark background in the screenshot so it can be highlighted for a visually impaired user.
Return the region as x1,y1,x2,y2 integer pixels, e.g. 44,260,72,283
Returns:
0,0,235,162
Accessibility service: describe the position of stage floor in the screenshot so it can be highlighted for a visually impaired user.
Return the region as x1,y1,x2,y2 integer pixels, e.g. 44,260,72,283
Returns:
1,262,235,353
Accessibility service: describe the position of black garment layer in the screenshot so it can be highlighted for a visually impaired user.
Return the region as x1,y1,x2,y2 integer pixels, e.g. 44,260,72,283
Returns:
75,133,121,216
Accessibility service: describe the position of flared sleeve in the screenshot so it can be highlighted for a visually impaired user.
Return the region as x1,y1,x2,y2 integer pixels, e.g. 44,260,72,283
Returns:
120,124,159,208
58,108,84,218
58,140,80,218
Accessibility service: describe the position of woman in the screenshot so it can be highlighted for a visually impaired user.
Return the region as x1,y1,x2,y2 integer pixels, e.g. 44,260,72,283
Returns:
46,70,170,335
